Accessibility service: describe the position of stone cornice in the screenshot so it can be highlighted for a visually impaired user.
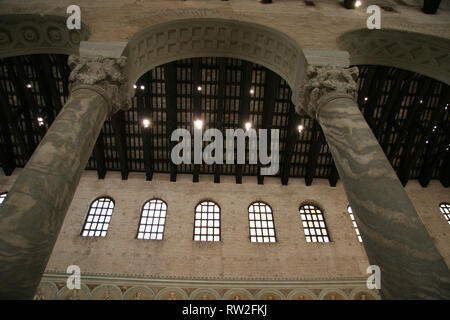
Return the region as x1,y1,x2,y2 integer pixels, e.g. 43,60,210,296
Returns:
0,14,90,59
43,270,368,288
68,55,131,113
296,65,359,119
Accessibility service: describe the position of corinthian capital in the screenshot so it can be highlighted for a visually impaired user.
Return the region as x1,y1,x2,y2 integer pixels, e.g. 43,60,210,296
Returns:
68,55,131,113
296,65,359,119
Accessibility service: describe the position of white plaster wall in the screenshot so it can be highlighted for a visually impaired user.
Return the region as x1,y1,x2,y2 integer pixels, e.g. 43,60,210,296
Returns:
1,169,448,280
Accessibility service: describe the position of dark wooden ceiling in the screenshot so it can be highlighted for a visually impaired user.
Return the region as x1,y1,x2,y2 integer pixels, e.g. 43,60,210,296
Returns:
0,54,448,187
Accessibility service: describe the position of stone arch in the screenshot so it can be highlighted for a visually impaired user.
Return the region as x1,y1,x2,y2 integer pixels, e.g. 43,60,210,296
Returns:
0,14,90,59
123,18,307,104
338,29,450,85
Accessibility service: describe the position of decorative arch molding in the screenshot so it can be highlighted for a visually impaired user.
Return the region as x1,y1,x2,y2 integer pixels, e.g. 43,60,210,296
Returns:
338,29,450,85
318,288,349,300
222,288,254,300
254,288,285,300
349,288,381,300
123,286,155,300
0,14,90,59
189,288,222,300
123,18,307,104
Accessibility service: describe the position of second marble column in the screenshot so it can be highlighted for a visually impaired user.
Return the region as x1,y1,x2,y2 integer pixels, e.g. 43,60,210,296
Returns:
297,66,450,299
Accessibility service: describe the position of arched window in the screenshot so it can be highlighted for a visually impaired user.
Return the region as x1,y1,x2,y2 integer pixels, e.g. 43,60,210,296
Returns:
137,199,167,240
439,203,450,225
299,204,330,243
248,202,276,243
348,205,363,243
194,201,220,242
0,192,7,205
81,197,115,237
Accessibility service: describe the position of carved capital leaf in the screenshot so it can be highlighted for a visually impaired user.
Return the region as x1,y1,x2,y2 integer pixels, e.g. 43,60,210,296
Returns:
296,65,359,118
68,55,131,113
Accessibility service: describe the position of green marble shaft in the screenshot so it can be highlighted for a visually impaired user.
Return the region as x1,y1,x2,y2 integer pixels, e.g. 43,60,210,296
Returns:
0,88,109,299
318,95,450,299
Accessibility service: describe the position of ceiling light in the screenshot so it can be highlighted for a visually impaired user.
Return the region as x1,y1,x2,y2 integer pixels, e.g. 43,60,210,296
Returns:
26,83,32,88
364,97,368,101
344,0,361,9
249,88,255,95
140,85,145,90
142,118,150,128
426,140,429,144
245,122,252,131
133,84,137,89
37,117,44,126
194,119,203,129
298,125,304,133
197,86,202,92
420,100,423,103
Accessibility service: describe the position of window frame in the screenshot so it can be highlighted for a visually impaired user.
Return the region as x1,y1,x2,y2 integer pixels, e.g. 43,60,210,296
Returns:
248,201,277,243
439,202,450,225
299,203,331,243
80,196,115,238
0,192,7,205
347,205,363,243
193,200,221,242
136,198,168,240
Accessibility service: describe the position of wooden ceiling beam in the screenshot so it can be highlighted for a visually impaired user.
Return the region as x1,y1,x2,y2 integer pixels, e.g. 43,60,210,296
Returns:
136,76,154,181
192,58,202,183
236,61,253,184
258,69,280,185
93,132,106,179
281,105,299,186
305,121,324,186
329,161,339,187
164,62,178,182
214,58,226,184
112,110,129,180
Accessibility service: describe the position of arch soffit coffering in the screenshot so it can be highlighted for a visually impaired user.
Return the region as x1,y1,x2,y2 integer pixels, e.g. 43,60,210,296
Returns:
123,18,308,105
338,28,450,85
0,14,90,59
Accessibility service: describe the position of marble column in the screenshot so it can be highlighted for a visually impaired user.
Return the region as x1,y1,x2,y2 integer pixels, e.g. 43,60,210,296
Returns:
297,66,450,299
0,56,130,299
